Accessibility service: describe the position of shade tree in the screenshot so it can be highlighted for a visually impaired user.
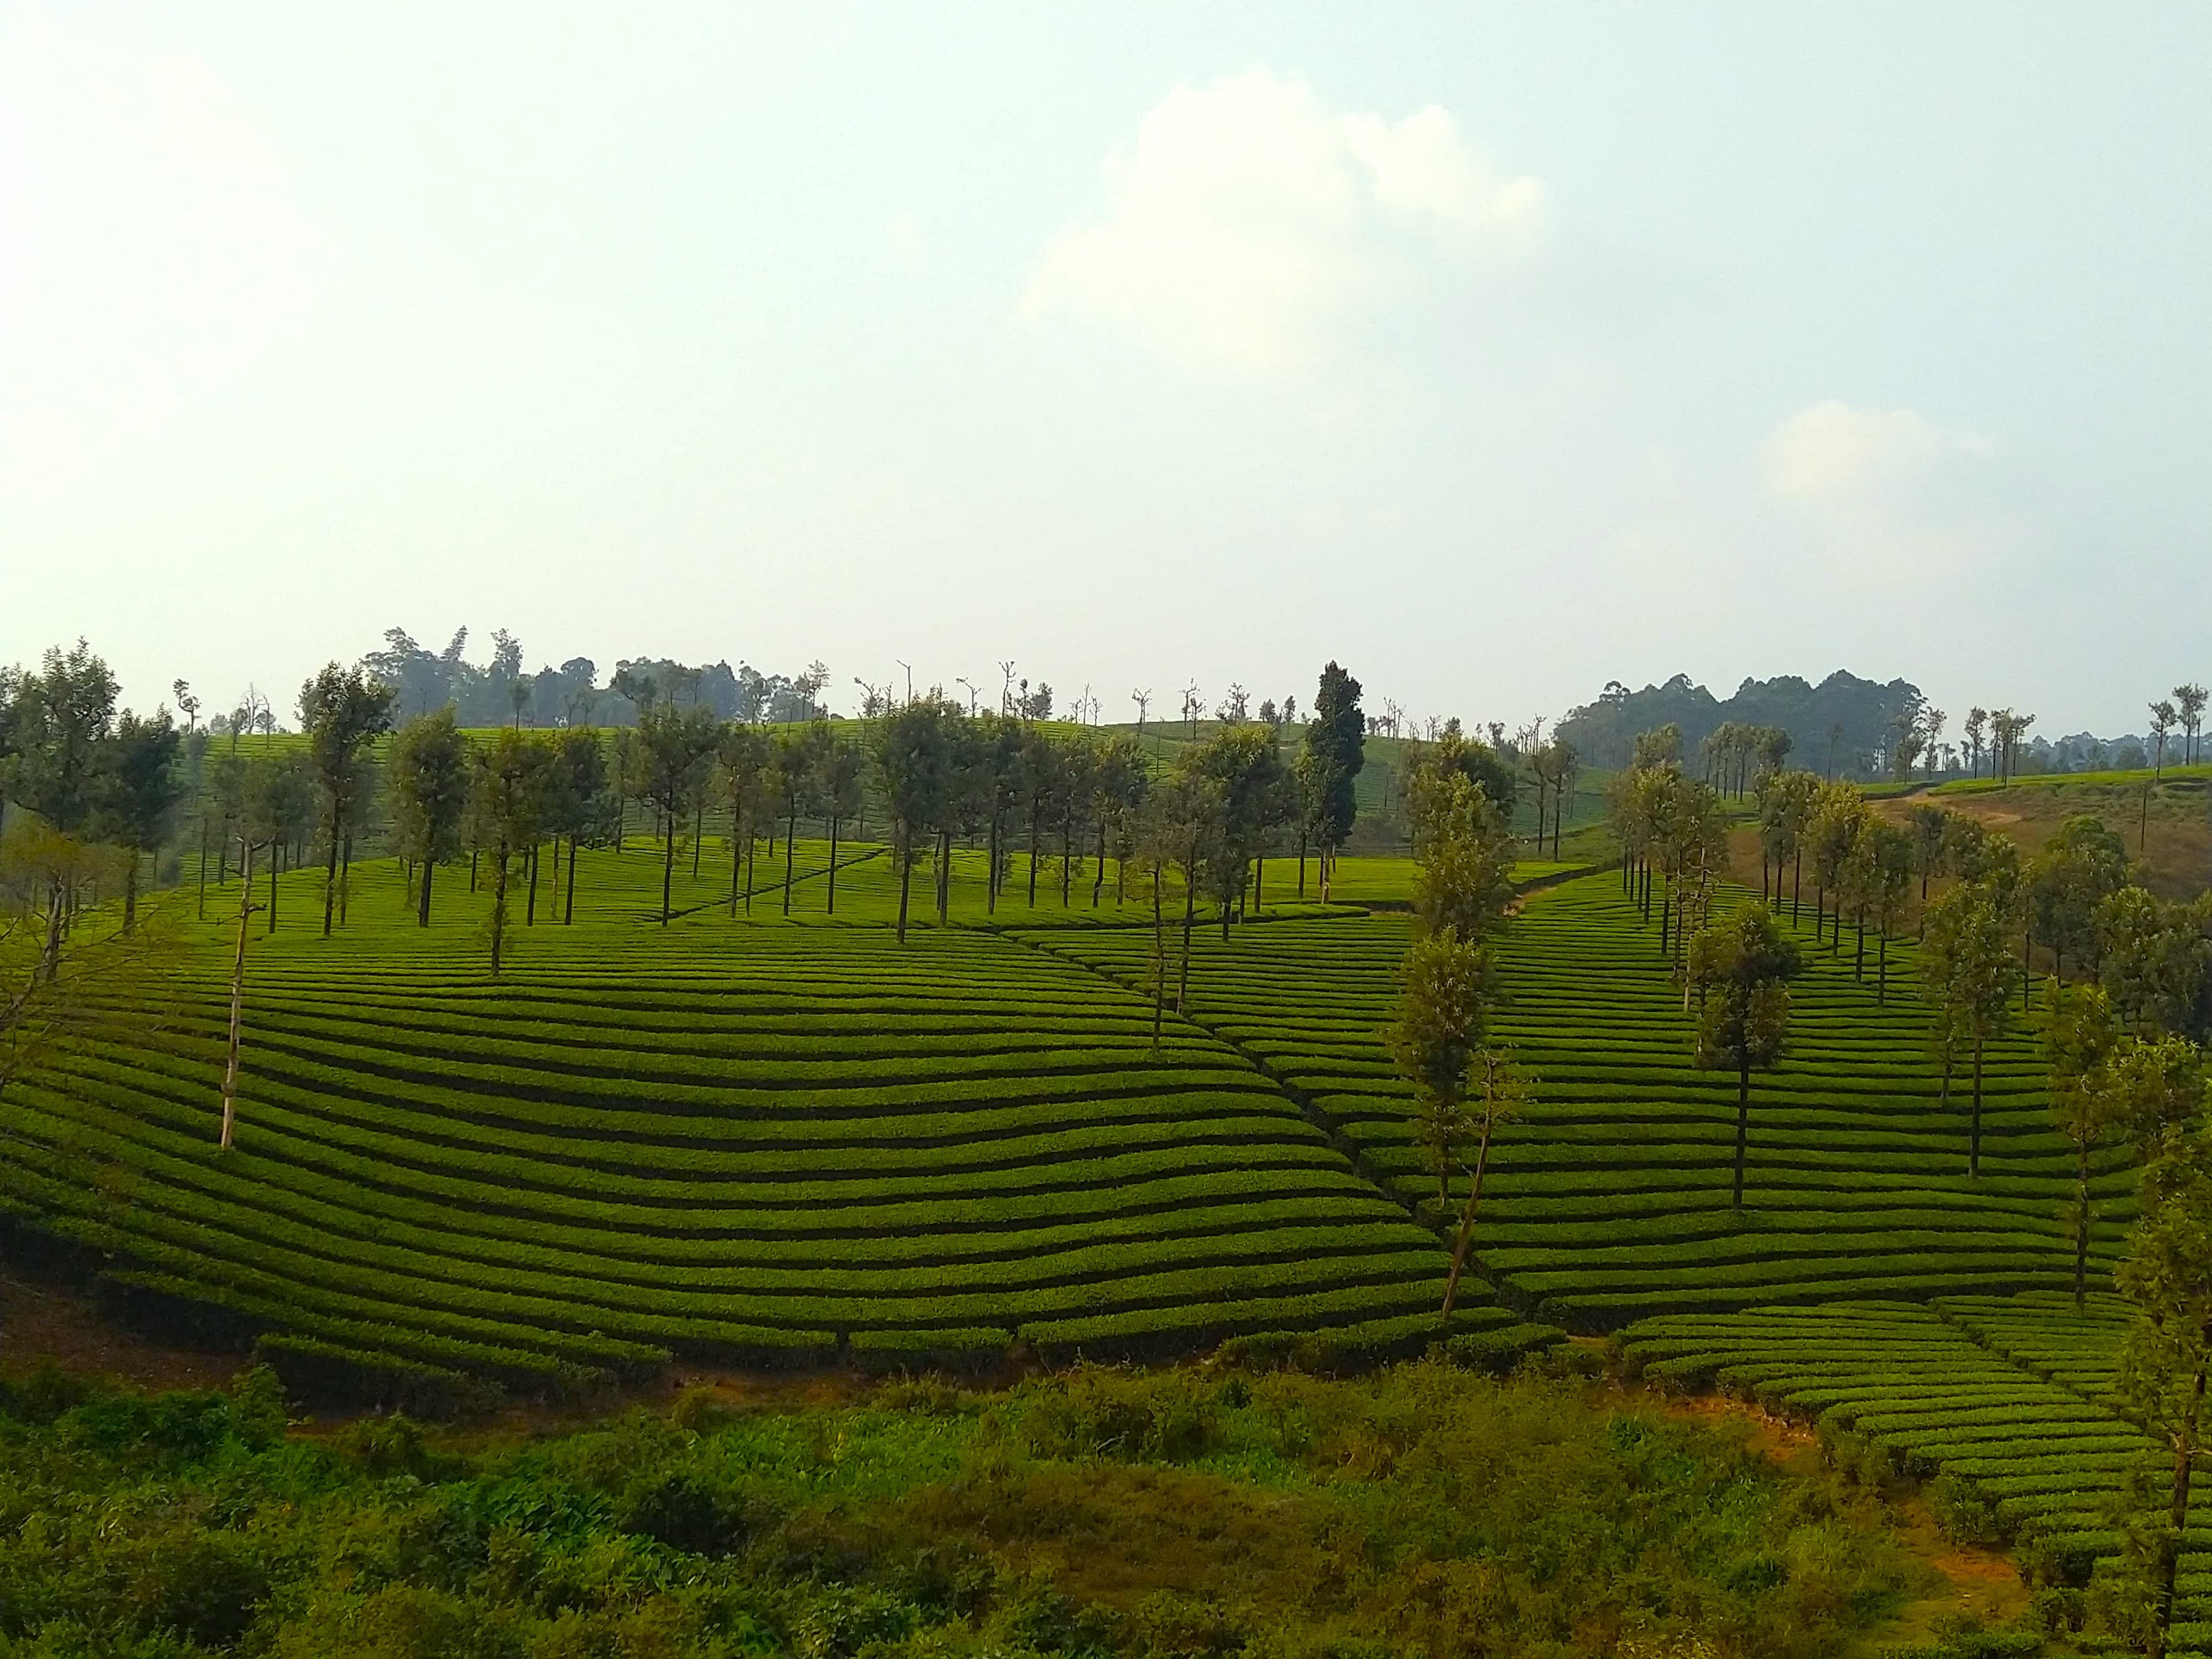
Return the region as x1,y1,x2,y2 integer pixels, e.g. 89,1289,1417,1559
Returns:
387,710,470,927
1300,661,1365,902
1921,878,2018,1177
636,703,721,924
297,664,396,937
1687,904,1803,1207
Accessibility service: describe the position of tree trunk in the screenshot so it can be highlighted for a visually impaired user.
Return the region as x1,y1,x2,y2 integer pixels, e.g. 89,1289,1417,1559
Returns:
1094,820,1107,908
1178,859,1196,1012
986,810,1001,914
198,821,209,921
783,806,797,916
340,832,353,925
938,827,953,921
2156,1349,2210,1659
694,802,703,877
527,842,540,925
1970,1036,1984,1177
220,842,254,1150
661,815,676,925
827,815,840,914
323,806,339,936
746,835,756,913
489,849,509,976
266,840,279,934
470,849,478,892
123,853,139,933
1441,1116,1495,1320
1150,862,1166,1050
2073,1142,2090,1312
1733,1062,1750,1207
419,855,435,927
729,819,744,917
1028,805,1040,906
1877,934,1888,1005
1297,825,1307,899
896,835,914,943
565,836,578,923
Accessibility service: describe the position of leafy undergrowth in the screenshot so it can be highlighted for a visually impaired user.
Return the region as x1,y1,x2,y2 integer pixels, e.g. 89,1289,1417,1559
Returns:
0,1357,1936,1659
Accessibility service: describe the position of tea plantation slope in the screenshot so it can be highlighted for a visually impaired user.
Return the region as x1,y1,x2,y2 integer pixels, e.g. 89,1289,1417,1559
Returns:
1022,872,2124,1330
1620,1298,2212,1655
0,878,1515,1393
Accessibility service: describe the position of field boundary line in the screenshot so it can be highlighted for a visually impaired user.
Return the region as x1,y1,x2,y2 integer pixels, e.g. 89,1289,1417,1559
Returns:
1007,927,1434,1241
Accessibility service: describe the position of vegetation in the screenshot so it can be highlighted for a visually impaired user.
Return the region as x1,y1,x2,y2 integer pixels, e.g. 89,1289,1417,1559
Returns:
0,1357,1936,1659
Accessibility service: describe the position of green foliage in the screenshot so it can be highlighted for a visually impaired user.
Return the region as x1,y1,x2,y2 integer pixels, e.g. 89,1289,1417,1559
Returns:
0,1362,1922,1658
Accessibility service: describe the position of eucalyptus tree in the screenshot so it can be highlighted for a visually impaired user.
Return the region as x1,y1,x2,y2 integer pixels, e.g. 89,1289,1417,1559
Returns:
297,663,396,936
1688,904,1803,1206
544,727,613,925
2150,698,2176,781
1052,730,1099,908
2176,684,2207,766
1088,732,1146,907
93,707,183,931
388,709,470,926
465,731,554,976
1300,661,1365,902
1017,724,1060,907
1906,802,1950,908
1806,780,1869,950
2028,814,2129,982
715,725,774,916
2046,986,2123,1309
637,703,721,924
1861,819,1915,1001
5,641,119,836
252,755,317,934
769,726,825,917
1188,724,1293,937
872,696,954,942
815,732,865,914
1921,878,2018,1177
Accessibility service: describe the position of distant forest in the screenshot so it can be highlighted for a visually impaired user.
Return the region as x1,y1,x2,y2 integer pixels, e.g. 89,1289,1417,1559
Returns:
1557,670,2152,780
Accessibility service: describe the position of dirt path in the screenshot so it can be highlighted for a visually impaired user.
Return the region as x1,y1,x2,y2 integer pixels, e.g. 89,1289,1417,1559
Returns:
0,1266,243,1393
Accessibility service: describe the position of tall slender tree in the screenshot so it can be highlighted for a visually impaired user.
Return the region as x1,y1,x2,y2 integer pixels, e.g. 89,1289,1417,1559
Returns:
1921,880,2017,1177
1301,662,1365,902
297,664,396,937
1688,904,1804,1207
388,710,470,926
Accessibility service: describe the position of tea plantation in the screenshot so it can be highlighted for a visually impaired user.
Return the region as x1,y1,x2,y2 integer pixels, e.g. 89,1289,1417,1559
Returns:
1028,870,2125,1330
1,848,1550,1402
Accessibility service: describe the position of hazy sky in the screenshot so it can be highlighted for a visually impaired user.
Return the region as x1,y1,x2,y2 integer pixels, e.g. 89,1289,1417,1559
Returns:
5,4,2207,736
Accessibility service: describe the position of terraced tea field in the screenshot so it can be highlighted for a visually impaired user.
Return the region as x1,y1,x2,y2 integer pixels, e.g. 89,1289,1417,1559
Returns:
1,851,1536,1399
1620,1297,2212,1651
1028,871,2127,1328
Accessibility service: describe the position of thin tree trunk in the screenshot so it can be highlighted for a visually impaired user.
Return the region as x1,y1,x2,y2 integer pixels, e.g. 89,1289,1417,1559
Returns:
323,808,339,936
1150,862,1165,1050
490,849,509,976
827,815,840,913
1178,859,1196,1012
1094,820,1107,908
783,806,797,916
1441,1115,1496,1319
565,836,578,923
986,810,1001,914
662,815,676,924
266,840,279,934
896,835,913,942
1733,1063,1750,1206
220,842,255,1150
2074,1142,2090,1311
527,842,540,925
419,854,435,927
2157,1350,2209,1659
1028,805,1040,906
1970,1037,1984,1177
340,833,352,925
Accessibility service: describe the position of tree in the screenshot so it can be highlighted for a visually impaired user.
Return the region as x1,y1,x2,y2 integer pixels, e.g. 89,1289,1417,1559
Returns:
715,725,774,916
2177,684,2208,768
1186,725,1292,938
388,710,470,926
1391,927,1494,1221
297,664,396,937
2047,986,2124,1309
815,733,865,914
465,731,551,976
1412,774,1516,945
1921,881,2017,1177
1806,781,1868,952
769,728,823,918
2028,814,2130,982
251,755,316,935
92,707,183,931
872,698,954,943
2099,887,2212,1044
2112,1128,2212,1658
1906,803,1950,905
1687,904,1804,1207
544,728,611,925
1859,820,1914,1002
5,641,119,834
1301,662,1365,901
637,703,721,924
1964,707,1988,779
2150,699,2176,782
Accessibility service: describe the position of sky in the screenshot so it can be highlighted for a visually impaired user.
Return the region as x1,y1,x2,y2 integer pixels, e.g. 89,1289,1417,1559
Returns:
3,3,2207,738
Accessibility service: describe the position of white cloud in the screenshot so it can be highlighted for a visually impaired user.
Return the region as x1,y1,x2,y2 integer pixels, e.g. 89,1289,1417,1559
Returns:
1764,399,1995,508
1024,66,1543,374
1762,399,2008,580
